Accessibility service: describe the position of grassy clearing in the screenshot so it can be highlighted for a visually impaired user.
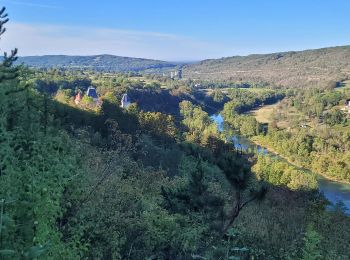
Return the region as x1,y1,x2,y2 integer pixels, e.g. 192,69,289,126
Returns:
246,103,278,124
247,102,309,129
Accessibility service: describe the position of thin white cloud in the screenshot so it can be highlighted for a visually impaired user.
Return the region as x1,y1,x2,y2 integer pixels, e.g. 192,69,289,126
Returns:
2,0,60,9
0,22,233,61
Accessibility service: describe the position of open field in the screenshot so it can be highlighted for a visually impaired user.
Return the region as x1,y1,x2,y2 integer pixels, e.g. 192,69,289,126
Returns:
246,101,309,129
246,103,278,124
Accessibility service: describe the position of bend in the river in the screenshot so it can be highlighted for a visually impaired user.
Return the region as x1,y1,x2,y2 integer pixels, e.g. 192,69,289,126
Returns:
211,113,350,214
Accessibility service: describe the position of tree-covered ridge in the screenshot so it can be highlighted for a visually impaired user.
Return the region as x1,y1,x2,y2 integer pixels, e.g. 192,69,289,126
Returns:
17,45,350,90
16,54,180,73
183,45,350,88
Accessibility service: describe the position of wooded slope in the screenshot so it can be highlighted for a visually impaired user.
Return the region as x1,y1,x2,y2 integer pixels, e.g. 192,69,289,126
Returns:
183,46,350,88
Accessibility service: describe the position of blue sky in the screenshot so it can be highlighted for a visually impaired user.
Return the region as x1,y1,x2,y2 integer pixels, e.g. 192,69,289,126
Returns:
1,0,350,60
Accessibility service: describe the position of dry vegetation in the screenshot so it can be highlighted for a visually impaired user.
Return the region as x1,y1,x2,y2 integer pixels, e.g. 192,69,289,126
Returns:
183,46,350,88
245,103,278,124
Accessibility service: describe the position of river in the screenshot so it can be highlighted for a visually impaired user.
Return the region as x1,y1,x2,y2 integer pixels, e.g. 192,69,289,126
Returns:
211,114,350,214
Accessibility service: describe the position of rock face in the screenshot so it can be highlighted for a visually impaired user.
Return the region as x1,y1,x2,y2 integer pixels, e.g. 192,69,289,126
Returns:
74,91,82,104
121,94,131,109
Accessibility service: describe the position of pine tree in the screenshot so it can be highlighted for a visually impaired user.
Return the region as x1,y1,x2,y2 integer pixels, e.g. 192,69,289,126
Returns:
162,160,225,216
0,6,18,81
302,224,322,260
0,7,80,258
162,154,267,236
217,153,267,235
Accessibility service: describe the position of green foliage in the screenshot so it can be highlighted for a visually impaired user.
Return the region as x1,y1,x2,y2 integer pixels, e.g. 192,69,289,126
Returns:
162,160,226,231
289,89,344,120
81,94,93,104
180,100,219,144
222,101,262,137
220,86,350,183
253,155,318,190
302,224,323,260
0,10,81,257
203,228,250,259
324,109,347,126
138,111,179,143
55,89,73,103
33,72,92,95
226,88,284,113
211,88,225,102
254,127,350,183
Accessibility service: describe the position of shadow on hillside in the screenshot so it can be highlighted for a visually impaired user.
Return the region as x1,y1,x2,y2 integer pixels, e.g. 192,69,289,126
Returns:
49,94,350,259
49,99,139,137
128,88,227,118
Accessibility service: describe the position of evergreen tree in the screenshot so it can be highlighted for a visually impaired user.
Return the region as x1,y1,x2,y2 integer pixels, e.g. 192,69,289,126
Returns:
0,7,17,81
217,153,267,235
302,224,322,260
0,7,80,258
162,159,225,229
162,155,267,237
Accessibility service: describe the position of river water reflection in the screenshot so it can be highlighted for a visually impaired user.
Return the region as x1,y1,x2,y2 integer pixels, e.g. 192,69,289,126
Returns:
211,114,350,214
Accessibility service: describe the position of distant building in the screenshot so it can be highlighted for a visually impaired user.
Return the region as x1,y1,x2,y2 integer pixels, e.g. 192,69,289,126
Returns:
86,86,98,101
74,87,101,107
120,93,131,109
177,69,182,79
74,91,82,105
170,69,182,79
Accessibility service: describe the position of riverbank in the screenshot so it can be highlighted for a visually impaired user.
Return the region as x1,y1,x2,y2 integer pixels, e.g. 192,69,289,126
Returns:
211,113,350,214
251,136,350,185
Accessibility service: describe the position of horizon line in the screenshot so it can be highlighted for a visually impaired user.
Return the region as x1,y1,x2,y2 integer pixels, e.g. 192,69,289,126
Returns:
16,44,350,63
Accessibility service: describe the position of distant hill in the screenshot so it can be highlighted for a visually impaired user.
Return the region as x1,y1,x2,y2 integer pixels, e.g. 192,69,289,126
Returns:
183,46,350,88
16,54,180,73
17,46,350,88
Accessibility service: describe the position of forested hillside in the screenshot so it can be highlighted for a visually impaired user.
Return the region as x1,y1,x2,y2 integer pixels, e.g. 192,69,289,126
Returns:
183,46,350,88
18,45,350,89
17,55,179,73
